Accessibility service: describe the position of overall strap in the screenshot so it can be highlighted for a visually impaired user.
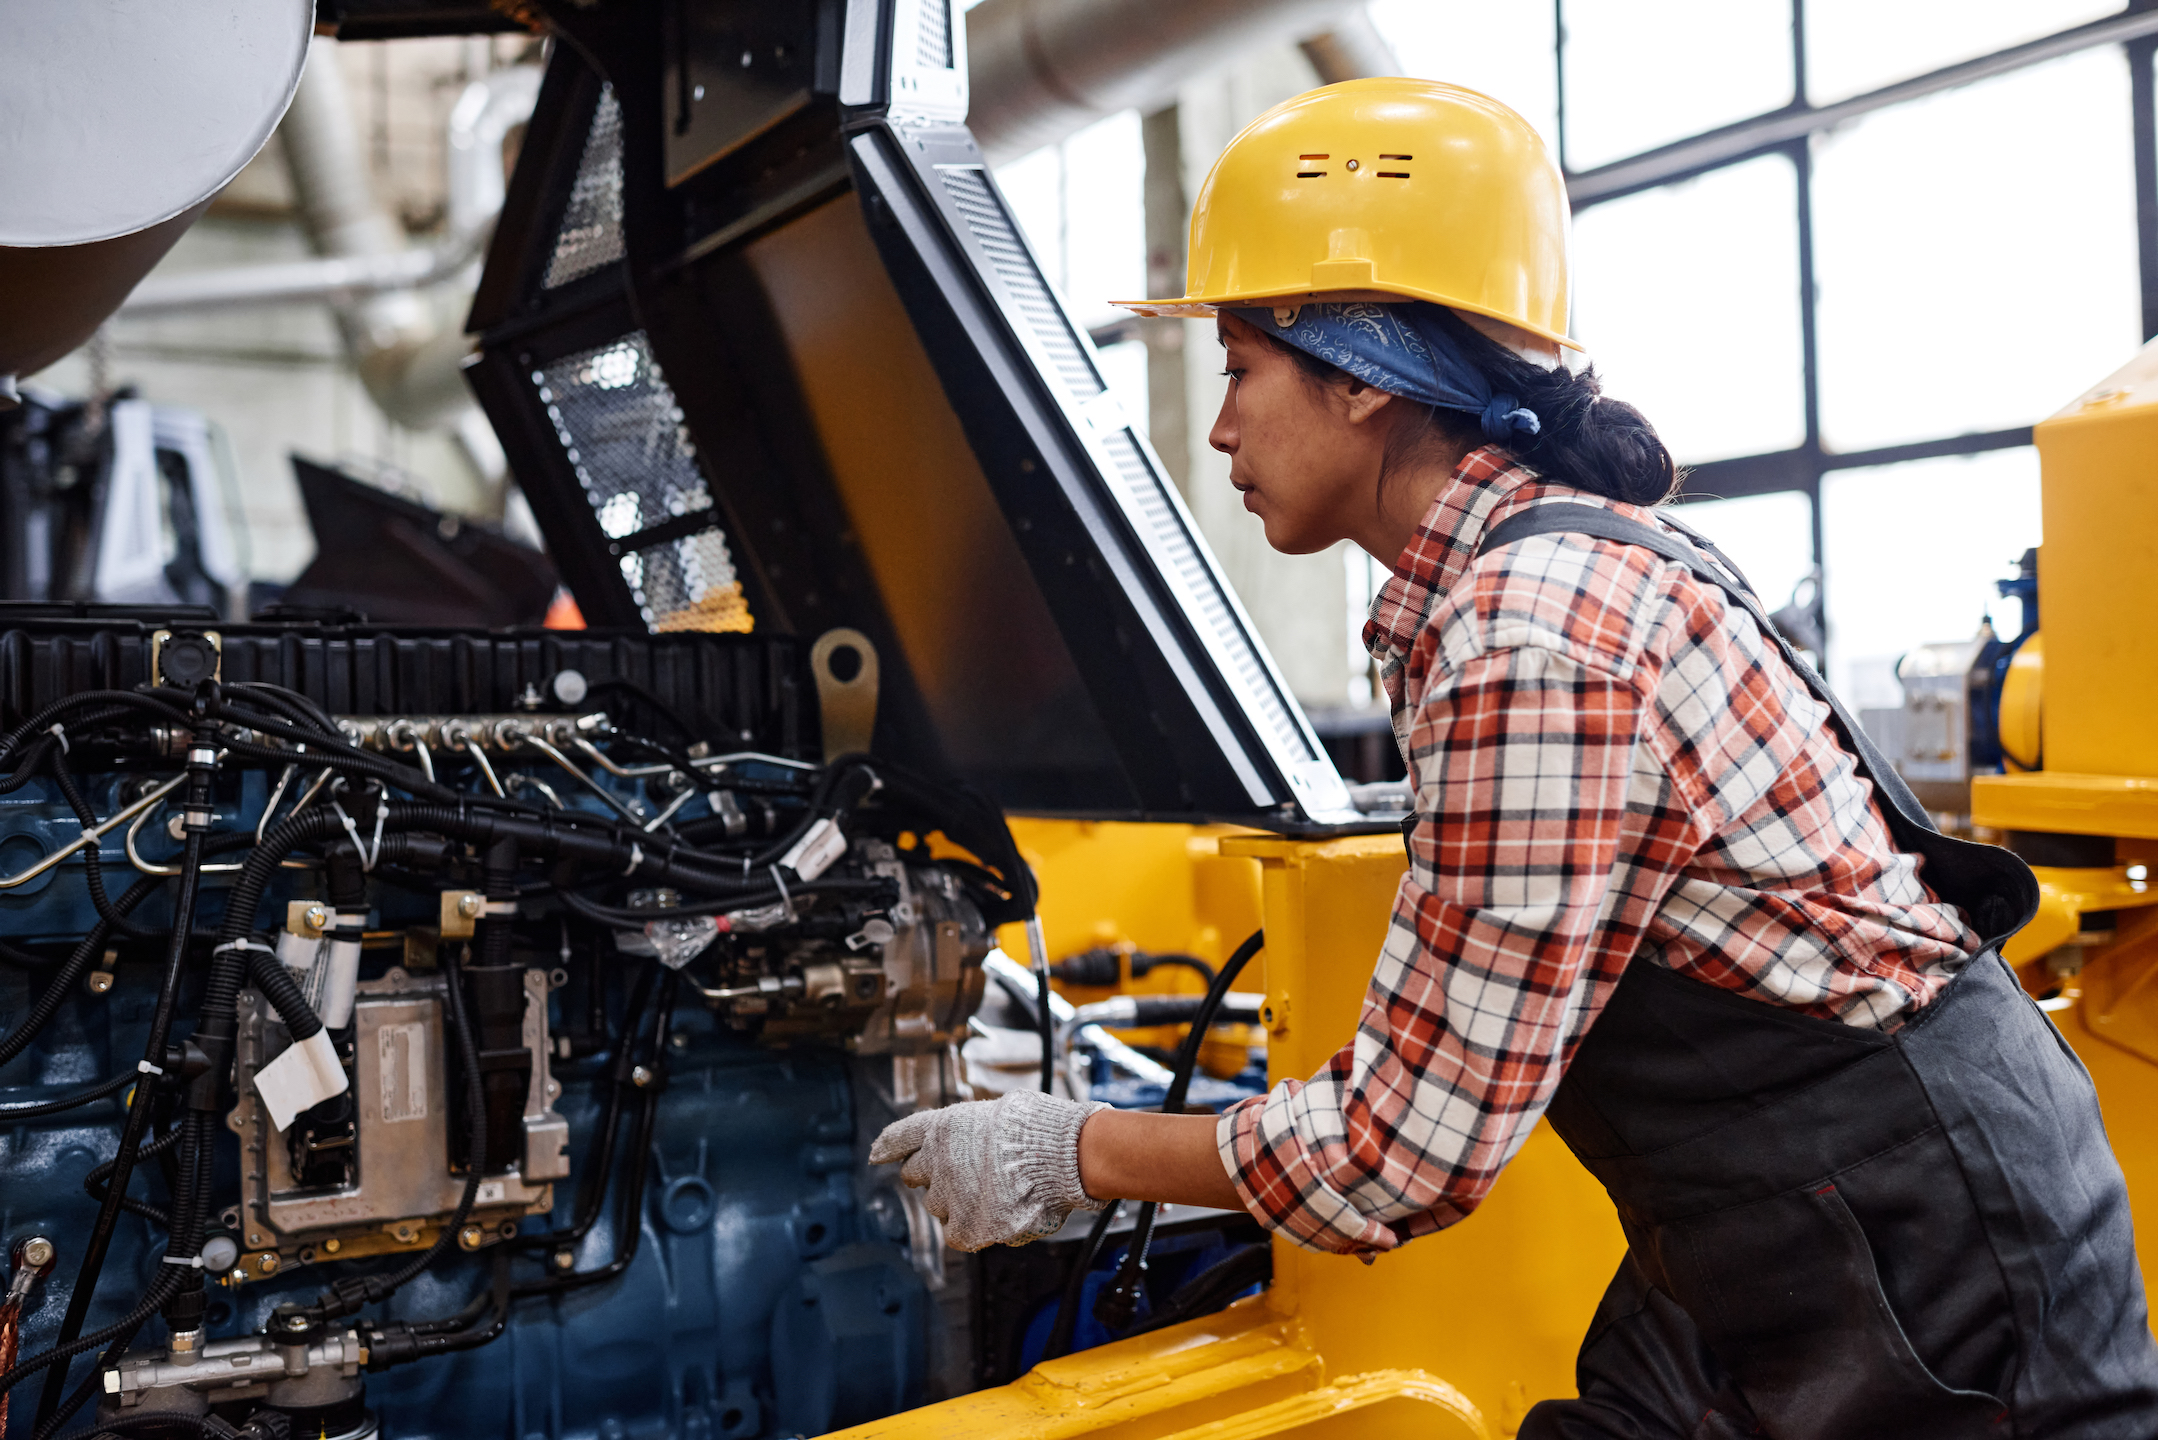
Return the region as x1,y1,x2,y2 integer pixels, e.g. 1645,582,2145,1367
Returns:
1473,503,2037,942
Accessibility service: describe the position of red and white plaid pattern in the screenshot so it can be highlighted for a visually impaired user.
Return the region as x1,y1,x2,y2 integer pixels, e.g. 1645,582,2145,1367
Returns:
1219,448,1979,1255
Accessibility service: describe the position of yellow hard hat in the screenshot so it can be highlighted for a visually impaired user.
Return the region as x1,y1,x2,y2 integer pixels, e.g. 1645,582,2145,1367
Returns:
1116,78,1577,351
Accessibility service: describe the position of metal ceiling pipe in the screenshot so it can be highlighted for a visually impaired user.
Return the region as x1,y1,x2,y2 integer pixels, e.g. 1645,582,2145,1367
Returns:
273,36,446,429
1298,10,1401,86
966,0,1365,163
124,63,538,323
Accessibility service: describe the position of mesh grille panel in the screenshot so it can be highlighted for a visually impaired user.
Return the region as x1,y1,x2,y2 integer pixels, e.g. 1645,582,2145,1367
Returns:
533,332,751,631
916,0,953,68
545,86,625,288
1103,430,1311,762
936,167,1100,400
631,530,752,634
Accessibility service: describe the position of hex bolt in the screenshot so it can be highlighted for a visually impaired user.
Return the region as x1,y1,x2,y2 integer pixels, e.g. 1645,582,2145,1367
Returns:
458,1225,486,1251
630,1065,654,1089
321,1238,340,1254
551,1249,576,1271
458,893,485,919
303,903,330,931
85,971,114,996
257,1253,280,1275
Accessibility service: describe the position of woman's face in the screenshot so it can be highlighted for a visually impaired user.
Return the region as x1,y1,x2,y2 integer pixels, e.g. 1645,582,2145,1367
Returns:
1207,314,1395,555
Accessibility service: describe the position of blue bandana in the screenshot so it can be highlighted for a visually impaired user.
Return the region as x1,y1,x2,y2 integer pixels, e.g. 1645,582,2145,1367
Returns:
1225,301,1543,444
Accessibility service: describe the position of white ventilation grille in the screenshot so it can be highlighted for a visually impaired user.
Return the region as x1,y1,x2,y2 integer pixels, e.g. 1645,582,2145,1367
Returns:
935,167,1102,401
1100,430,1314,764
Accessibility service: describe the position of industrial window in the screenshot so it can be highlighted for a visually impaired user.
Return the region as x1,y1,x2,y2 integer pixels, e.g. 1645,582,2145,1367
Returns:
1811,49,2138,452
1558,0,1795,170
1804,0,2119,103
1558,0,2158,695
1572,153,1805,464
1820,450,2044,702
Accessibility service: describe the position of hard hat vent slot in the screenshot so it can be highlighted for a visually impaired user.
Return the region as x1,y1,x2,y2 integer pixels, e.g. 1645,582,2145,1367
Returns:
1299,154,1330,159
1379,154,1413,160
1297,171,1327,178
1376,172,1409,179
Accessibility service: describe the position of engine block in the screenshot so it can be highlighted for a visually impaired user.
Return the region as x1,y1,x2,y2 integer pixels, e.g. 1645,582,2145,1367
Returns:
0,614,1014,1439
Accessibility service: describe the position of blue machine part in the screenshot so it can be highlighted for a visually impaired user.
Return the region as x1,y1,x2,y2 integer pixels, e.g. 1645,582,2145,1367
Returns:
2,1001,927,1438
1968,551,2040,775
0,746,946,1440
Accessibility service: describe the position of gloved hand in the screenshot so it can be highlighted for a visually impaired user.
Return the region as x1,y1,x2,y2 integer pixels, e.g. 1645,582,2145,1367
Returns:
869,1090,1112,1251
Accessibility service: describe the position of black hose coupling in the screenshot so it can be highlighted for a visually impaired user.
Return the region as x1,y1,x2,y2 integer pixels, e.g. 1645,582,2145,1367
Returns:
1092,1258,1147,1333
305,1272,397,1323
358,1320,427,1370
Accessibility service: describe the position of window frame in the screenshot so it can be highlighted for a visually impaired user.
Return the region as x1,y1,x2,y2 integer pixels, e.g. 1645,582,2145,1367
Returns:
1556,2,2158,650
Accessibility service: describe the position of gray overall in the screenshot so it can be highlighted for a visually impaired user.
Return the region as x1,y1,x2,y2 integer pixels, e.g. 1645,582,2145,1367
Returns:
1469,505,2158,1439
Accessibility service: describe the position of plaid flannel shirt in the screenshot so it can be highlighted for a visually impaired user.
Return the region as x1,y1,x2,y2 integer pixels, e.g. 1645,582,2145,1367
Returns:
1218,448,1979,1255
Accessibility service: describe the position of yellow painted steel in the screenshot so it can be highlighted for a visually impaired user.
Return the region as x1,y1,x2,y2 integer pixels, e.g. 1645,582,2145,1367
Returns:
2002,864,2158,964
1973,771,2158,841
829,825,1623,1440
1972,340,2158,841
1984,339,2158,792
1998,633,2043,772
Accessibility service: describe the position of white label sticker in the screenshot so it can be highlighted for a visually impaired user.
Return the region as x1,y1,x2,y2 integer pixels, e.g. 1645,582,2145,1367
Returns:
780,817,848,881
378,1021,429,1124
253,1030,349,1133
477,1179,508,1205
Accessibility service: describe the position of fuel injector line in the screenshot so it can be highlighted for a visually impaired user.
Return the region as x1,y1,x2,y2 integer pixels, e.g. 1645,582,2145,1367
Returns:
31,729,221,1429
48,746,165,942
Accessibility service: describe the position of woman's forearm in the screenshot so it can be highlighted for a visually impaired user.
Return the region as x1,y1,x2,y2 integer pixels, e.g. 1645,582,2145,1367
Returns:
1076,1108,1244,1210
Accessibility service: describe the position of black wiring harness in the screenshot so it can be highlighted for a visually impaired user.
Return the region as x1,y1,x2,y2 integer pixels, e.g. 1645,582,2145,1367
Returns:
0,677,1044,1436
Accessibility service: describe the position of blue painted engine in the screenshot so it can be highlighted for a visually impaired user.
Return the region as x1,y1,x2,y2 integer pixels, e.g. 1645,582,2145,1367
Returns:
0,617,1015,1440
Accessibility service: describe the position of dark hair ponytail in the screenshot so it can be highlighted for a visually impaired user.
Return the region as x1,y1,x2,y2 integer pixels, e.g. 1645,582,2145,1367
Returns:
1424,307,1678,506
1254,306,1679,506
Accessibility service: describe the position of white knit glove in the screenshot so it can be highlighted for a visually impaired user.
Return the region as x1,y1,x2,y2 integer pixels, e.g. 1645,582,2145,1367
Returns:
869,1091,1111,1252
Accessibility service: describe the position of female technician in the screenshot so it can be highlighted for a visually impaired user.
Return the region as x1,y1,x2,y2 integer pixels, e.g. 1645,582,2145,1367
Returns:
874,79,2158,1436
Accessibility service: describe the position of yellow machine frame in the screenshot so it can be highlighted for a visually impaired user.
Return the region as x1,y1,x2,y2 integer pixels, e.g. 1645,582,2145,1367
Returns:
830,821,1623,1439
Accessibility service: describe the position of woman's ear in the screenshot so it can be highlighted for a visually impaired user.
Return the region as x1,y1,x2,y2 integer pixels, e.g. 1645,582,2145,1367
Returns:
1338,378,1397,427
